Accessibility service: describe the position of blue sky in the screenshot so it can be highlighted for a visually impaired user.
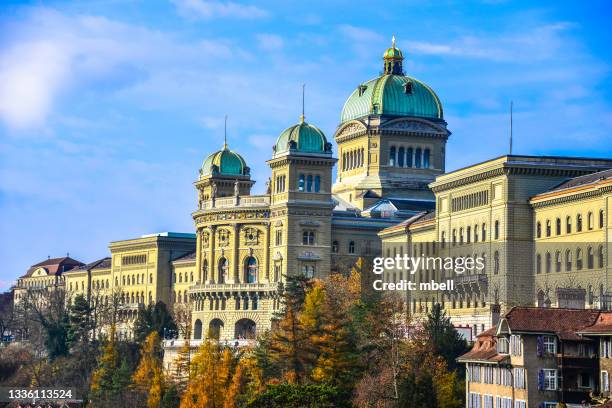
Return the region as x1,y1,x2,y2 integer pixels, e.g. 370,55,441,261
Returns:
1,0,611,290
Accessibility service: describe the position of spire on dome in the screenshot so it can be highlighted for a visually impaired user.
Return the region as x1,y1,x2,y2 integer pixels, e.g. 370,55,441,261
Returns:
300,83,305,123
223,115,228,149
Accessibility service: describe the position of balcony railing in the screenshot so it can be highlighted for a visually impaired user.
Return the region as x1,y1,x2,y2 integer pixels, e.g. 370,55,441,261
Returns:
200,195,270,210
454,274,488,285
163,338,256,348
190,282,280,293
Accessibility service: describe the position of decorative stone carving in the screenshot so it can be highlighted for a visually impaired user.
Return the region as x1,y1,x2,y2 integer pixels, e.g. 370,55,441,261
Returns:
381,120,443,133
337,122,367,139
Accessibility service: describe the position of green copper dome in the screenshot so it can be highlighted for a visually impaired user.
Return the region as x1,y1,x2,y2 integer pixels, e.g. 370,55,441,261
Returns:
274,117,331,155
201,144,249,177
340,38,443,123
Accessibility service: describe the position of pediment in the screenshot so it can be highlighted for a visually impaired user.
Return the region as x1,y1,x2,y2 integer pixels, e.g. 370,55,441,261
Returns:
381,118,447,134
335,120,368,139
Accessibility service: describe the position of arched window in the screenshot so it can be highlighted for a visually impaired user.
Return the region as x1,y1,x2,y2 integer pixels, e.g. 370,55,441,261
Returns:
348,241,356,254
179,273,182,283
177,291,181,303
245,257,258,283
415,148,422,168
194,319,203,340
546,220,551,237
536,222,541,238
332,241,339,253
588,212,594,230
555,251,562,272
576,248,583,270
556,218,561,235
452,229,457,245
467,226,471,244
203,259,208,281
545,252,551,273
482,224,487,241
314,175,321,192
441,231,446,248
298,174,305,191
398,147,405,167
306,175,313,192
566,216,572,233
588,247,594,269
494,220,500,240
600,209,605,229
494,251,500,275
474,224,479,242
389,146,396,166
599,246,605,268
218,257,229,283
577,214,583,232
407,147,414,167
536,254,542,274
342,152,347,171
566,249,572,271
423,148,430,168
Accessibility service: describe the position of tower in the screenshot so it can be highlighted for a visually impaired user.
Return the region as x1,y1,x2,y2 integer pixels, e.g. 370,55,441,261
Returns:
332,37,451,210
267,113,336,281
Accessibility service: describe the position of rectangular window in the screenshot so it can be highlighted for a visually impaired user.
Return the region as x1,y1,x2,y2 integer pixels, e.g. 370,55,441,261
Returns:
483,366,494,384
497,337,509,354
467,364,481,383
514,401,526,408
602,371,609,392
601,339,612,358
543,403,557,408
543,335,557,354
510,335,522,356
514,367,525,389
500,368,512,386
468,392,482,408
483,395,493,408
543,369,558,390
302,230,315,246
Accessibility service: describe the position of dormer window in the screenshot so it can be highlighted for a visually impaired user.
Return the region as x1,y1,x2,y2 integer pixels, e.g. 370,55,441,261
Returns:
358,85,367,96
403,82,412,94
497,337,509,354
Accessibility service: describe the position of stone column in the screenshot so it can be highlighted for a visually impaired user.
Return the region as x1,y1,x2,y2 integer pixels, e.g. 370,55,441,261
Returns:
264,222,271,282
207,226,216,284
196,228,202,284
233,224,240,283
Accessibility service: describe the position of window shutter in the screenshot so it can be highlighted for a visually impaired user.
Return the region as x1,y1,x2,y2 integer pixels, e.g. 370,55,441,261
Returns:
537,335,544,357
538,369,544,390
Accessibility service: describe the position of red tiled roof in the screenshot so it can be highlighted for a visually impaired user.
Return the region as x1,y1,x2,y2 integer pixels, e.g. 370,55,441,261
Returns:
458,330,507,363
504,307,601,340
578,312,612,334
22,256,84,278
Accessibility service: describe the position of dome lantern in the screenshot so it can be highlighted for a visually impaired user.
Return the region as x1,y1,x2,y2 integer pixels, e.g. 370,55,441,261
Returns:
383,35,404,75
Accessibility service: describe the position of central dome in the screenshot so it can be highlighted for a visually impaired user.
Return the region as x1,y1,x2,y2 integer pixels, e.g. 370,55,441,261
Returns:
340,38,443,123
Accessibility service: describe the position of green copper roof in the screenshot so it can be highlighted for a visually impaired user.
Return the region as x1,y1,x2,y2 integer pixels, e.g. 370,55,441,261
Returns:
201,145,249,177
341,38,443,123
274,118,330,155
341,74,443,123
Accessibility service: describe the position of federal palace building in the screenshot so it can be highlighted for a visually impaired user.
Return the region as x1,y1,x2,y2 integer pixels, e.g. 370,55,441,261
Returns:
12,38,612,346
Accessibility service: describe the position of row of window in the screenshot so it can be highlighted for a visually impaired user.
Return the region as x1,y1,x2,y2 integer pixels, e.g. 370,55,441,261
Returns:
275,175,287,193
298,174,321,192
122,254,147,265
442,221,501,246
536,246,605,273
537,210,604,238
467,364,525,389
388,146,431,168
173,271,195,284
451,190,489,212
201,256,259,284
342,148,364,171
468,393,526,408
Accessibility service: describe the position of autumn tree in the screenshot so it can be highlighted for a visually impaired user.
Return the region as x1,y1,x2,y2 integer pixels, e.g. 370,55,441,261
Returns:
171,301,192,391
180,342,237,408
132,331,165,408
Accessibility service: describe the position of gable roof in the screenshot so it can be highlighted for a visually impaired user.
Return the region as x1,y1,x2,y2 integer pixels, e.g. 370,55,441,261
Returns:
65,257,111,273
23,256,84,278
502,306,601,340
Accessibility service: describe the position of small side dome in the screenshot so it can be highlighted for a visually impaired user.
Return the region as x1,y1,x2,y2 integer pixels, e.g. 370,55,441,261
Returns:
201,145,249,177
273,116,332,156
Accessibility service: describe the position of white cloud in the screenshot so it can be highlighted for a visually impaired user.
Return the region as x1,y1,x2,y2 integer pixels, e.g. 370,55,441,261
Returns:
338,25,383,43
406,22,576,62
0,40,71,129
171,0,268,20
256,34,284,52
